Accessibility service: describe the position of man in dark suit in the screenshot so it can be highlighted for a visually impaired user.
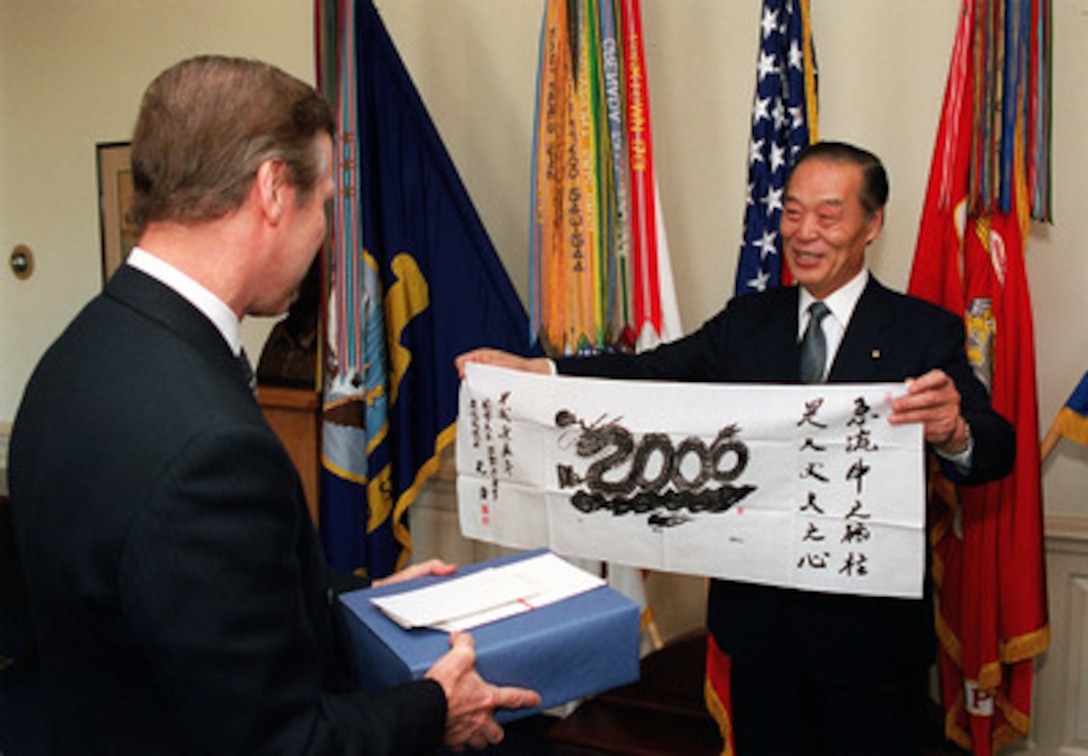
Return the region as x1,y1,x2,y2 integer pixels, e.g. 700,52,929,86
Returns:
457,142,1015,755
8,56,538,755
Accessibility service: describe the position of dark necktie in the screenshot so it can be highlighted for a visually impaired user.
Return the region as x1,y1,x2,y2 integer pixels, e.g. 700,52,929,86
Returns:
237,348,257,395
799,301,830,384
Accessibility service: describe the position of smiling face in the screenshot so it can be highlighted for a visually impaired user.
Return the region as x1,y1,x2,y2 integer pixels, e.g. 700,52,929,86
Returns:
780,157,883,300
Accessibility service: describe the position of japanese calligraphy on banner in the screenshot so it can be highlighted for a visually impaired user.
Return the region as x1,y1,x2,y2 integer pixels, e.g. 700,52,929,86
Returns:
456,364,926,599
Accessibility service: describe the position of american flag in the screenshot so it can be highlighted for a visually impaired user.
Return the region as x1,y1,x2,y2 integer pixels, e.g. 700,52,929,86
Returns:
735,0,818,295
710,5,817,750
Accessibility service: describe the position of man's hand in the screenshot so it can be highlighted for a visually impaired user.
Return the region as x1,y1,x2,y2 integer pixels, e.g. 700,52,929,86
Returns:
371,559,456,589
889,368,970,454
425,632,542,750
455,349,552,379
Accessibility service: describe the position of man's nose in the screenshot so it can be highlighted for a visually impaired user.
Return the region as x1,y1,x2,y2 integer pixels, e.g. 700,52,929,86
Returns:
794,212,819,240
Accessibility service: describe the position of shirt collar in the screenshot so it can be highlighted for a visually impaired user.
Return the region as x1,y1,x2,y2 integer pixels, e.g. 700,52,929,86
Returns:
798,268,869,329
126,247,242,355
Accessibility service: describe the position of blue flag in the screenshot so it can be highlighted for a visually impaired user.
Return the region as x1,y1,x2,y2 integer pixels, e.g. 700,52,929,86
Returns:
318,0,537,578
1052,372,1088,448
1041,368,1088,458
735,0,818,296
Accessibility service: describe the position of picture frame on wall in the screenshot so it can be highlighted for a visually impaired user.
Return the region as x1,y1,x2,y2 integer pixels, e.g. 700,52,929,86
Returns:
96,142,137,284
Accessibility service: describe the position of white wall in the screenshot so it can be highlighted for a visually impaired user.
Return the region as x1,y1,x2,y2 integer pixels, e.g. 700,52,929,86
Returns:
2,1,1086,521
0,0,313,422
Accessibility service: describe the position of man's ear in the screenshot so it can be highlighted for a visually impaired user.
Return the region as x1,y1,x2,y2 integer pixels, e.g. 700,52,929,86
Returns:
254,159,288,224
865,206,885,245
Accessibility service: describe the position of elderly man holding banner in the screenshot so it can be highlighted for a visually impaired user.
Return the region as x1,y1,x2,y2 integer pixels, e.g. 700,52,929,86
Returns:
458,141,1014,756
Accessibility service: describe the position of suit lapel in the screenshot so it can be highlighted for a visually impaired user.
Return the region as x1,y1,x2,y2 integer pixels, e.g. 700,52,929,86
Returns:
828,277,896,382
762,287,803,382
106,265,250,393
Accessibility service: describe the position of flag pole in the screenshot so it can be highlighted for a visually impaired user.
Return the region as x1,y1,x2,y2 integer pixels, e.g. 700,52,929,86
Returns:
1041,422,1061,462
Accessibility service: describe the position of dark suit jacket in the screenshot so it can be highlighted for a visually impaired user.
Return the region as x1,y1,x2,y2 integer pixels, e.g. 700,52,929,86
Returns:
9,266,446,755
557,276,1015,683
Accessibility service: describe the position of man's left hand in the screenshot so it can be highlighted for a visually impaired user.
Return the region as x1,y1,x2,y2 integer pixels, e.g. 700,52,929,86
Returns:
372,559,457,588
889,368,970,454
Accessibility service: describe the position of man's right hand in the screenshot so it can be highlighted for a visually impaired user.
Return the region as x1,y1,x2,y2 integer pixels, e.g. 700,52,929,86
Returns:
455,349,552,379
424,632,542,751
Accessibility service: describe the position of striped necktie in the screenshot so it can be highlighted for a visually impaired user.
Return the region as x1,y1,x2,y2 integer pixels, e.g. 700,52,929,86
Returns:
799,301,830,384
237,348,257,395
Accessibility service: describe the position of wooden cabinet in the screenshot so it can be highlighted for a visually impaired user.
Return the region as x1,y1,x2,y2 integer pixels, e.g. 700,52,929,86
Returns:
257,386,321,524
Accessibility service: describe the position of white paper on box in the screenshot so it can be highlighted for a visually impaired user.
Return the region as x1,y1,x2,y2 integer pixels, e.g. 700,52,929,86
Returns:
370,552,605,632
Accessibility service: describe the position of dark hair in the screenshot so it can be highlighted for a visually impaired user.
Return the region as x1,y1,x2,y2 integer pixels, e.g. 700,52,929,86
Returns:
789,141,889,216
129,56,335,233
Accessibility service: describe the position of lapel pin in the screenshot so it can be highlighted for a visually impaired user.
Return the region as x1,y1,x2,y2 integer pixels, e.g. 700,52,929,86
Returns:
871,348,881,360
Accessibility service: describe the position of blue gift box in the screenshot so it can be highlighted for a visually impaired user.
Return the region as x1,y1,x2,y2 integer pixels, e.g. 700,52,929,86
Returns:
339,549,641,722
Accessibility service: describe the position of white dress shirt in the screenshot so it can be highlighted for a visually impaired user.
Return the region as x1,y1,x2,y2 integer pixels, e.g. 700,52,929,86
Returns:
126,247,243,357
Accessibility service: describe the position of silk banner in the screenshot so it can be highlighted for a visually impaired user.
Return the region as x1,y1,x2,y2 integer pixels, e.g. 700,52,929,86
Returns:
457,364,924,599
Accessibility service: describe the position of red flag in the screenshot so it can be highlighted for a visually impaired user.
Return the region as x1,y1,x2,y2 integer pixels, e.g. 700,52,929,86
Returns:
704,633,735,756
909,2,1049,752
